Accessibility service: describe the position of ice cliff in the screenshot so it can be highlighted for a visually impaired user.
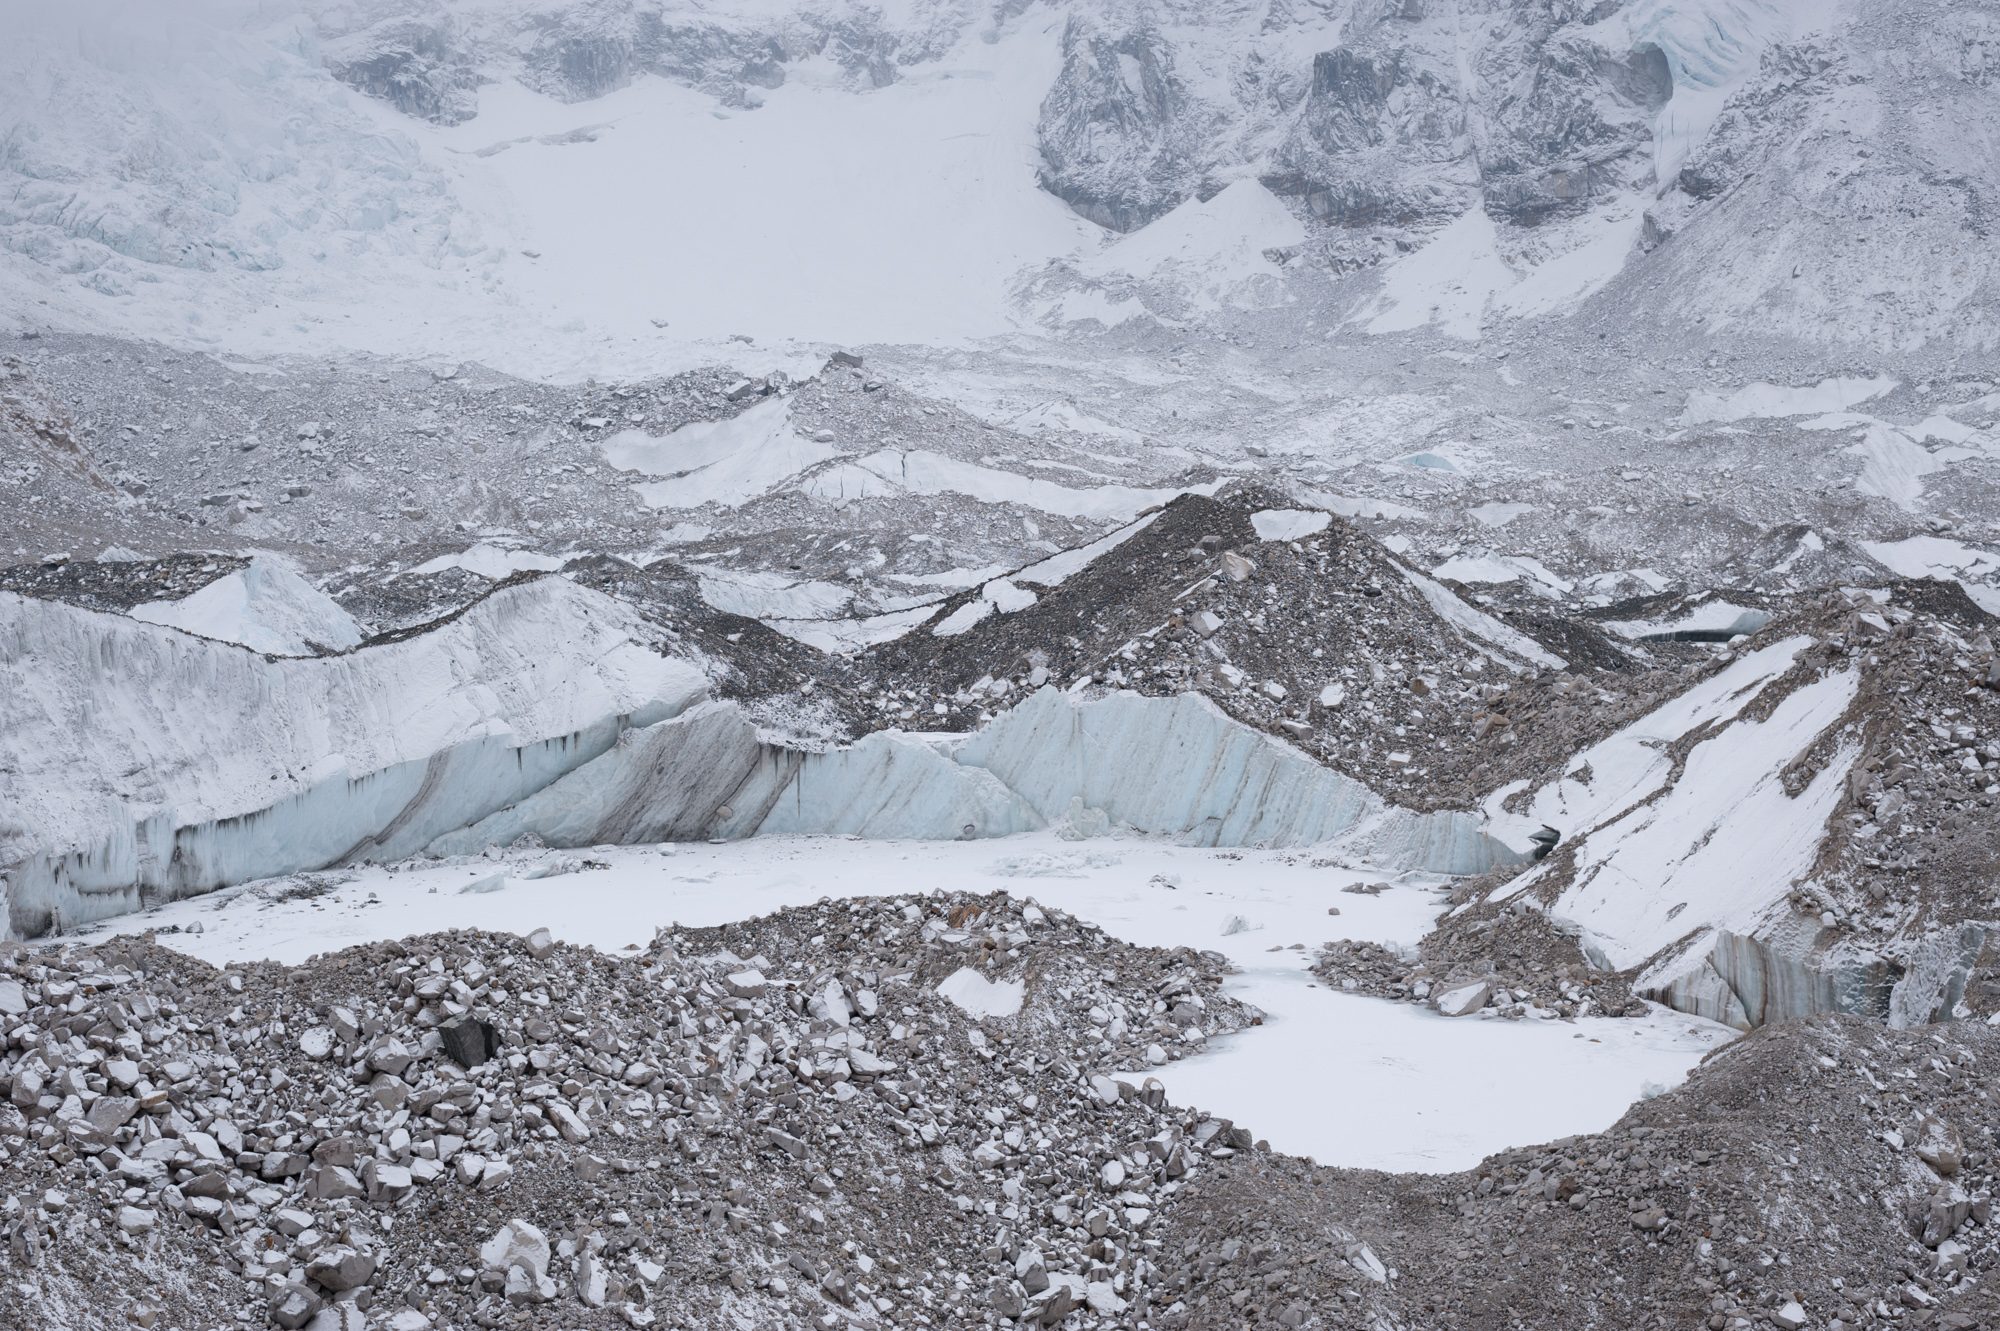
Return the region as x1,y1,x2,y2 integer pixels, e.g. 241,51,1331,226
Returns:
2,586,1519,939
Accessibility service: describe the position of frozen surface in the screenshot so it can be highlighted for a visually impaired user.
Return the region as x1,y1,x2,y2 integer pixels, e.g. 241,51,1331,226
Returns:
101,833,1732,1174
406,545,565,581
1147,970,1728,1173
129,555,362,656
1680,376,1898,425
1078,180,1304,312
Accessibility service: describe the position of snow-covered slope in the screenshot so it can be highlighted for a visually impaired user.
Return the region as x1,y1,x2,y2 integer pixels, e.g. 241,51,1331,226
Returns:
1613,0,2000,352
128,554,362,655
4,0,1989,366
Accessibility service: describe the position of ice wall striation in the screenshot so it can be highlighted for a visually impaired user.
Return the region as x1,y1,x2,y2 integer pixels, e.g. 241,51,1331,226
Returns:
4,626,1520,938
953,689,1515,869
6,718,652,938
430,701,1045,852
1637,926,1902,1031
435,688,1515,869
0,579,708,936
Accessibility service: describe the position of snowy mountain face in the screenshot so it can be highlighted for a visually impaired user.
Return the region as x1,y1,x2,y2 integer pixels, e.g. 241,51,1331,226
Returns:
4,3,2000,1329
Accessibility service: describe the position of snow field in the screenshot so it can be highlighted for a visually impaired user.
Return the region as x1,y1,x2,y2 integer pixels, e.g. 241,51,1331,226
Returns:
108,832,1732,1174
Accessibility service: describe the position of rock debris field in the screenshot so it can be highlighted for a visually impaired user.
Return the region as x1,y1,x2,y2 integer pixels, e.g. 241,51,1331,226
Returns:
3,890,1996,1331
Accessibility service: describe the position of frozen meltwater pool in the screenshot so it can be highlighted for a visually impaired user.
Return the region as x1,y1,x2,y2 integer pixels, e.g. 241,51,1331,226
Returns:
89,833,1733,1174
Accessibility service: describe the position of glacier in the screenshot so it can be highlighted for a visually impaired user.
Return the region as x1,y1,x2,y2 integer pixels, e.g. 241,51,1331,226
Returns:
2,583,1523,939
0,577,708,935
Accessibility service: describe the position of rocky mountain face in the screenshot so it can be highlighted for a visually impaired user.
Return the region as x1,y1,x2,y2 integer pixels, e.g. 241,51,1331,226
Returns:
314,0,934,116
1633,0,2000,351
1033,16,1219,232
1263,0,1673,231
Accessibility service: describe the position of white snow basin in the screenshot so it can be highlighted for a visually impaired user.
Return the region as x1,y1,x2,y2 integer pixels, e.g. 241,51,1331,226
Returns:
84,832,1733,1175
1140,968,1727,1174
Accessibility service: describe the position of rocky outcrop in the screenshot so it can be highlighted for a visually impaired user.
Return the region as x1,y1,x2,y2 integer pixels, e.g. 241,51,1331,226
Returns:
1269,2,1674,230
1267,43,1469,228
317,2,929,117
1475,35,1672,224
323,18,482,125
1035,17,1220,232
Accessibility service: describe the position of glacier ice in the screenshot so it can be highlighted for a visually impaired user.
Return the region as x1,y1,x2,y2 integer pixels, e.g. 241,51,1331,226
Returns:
0,579,707,936
948,689,1514,870
3,597,1522,937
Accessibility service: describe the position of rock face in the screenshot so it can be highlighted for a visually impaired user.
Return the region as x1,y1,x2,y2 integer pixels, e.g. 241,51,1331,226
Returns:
1628,0,2000,351
1267,1,1672,230
298,0,1694,242
1268,41,1470,228
323,18,482,125
314,1,927,118
1034,17,1219,232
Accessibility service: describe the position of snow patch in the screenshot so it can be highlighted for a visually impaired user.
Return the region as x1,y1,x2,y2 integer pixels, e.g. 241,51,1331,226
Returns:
1079,180,1305,311
1680,376,1898,426
129,556,362,657
1013,514,1160,588
801,449,1215,521
606,399,844,511
1862,536,2000,614
1250,509,1332,542
937,967,1025,1019
932,599,997,637
1392,566,1567,672
407,544,565,581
